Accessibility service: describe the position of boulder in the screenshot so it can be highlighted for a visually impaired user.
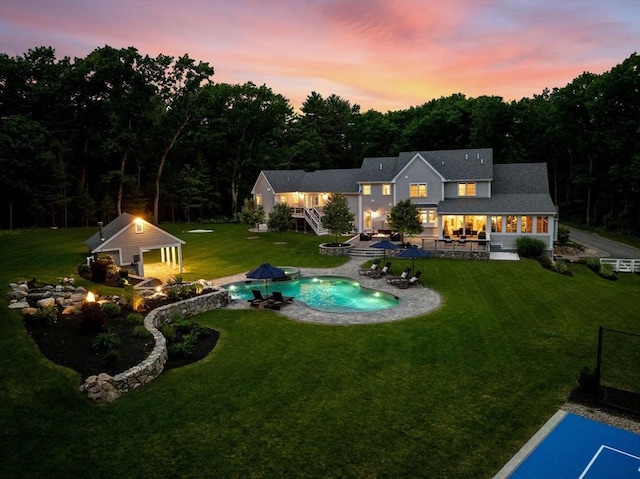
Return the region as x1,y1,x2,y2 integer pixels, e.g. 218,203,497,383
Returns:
37,297,56,308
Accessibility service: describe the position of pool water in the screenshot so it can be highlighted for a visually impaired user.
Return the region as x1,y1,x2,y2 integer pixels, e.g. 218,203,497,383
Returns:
222,276,399,313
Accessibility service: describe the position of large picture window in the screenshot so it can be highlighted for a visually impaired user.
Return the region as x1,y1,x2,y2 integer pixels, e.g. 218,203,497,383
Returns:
458,182,476,196
410,183,427,197
521,216,533,233
506,215,518,233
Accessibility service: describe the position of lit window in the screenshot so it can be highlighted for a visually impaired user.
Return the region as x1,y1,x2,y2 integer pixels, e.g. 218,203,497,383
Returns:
419,210,436,224
522,216,533,233
410,183,427,197
458,182,476,196
255,194,262,206
134,218,144,234
506,216,517,233
537,216,548,233
491,216,502,233
382,184,391,195
363,184,371,195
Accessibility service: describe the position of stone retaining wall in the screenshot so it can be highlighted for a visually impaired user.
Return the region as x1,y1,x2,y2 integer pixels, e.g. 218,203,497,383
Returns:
80,289,230,402
426,250,490,260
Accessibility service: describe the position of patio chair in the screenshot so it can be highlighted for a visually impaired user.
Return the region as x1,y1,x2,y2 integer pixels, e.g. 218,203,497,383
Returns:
371,262,393,279
248,289,270,307
271,291,294,304
393,271,422,289
385,267,411,283
358,262,380,275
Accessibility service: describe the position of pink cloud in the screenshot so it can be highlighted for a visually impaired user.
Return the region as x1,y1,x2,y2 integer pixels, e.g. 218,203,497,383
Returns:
1,0,637,112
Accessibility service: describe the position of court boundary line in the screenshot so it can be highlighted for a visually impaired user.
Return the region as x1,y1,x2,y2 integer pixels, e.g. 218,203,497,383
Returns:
492,410,567,479
578,444,640,479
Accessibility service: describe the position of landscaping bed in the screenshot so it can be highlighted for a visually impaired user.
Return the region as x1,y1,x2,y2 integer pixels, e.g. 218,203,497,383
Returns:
24,304,219,381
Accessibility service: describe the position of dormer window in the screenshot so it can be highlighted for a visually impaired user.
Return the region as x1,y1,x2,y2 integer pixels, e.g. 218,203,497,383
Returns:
458,182,476,196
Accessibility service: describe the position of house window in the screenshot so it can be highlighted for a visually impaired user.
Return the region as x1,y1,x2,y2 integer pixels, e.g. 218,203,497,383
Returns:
537,216,549,233
521,216,533,233
364,211,372,229
506,215,518,233
418,210,436,225
134,218,144,234
458,182,476,196
363,184,371,195
255,194,262,206
382,184,391,195
491,216,502,233
410,183,427,197
278,195,287,203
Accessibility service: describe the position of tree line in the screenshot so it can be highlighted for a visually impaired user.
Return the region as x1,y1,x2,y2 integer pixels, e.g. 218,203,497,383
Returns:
1,46,638,234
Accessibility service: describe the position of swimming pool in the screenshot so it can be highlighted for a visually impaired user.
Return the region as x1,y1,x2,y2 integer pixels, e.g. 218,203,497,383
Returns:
222,275,399,313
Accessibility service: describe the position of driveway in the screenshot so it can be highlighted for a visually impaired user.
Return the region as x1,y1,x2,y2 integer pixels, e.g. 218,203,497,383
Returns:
567,227,640,259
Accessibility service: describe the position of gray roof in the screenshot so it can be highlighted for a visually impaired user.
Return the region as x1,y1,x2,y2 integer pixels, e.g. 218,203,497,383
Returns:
262,169,361,193
86,212,137,251
438,163,556,214
85,212,185,252
358,148,493,182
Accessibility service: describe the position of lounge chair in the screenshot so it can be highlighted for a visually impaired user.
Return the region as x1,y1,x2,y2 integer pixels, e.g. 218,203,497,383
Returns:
392,271,422,289
358,262,380,275
385,267,411,284
248,289,270,307
371,262,393,279
271,291,294,303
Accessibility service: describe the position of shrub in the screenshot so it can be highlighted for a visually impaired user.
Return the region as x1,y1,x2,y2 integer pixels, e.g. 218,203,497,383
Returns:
169,338,195,358
102,349,121,366
92,331,120,353
160,324,177,342
551,259,569,275
132,325,152,340
119,269,129,279
598,263,617,281
77,264,91,276
33,305,58,325
121,285,142,311
585,258,601,273
516,237,546,258
80,303,108,333
90,259,109,283
557,225,570,244
124,312,144,325
101,302,121,319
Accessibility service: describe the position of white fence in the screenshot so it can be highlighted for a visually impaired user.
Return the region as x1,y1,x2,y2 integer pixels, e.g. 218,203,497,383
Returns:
600,258,640,273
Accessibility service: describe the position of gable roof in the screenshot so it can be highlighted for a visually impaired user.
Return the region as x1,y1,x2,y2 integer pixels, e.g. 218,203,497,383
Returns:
438,163,556,214
85,213,185,253
261,168,361,194
357,148,493,182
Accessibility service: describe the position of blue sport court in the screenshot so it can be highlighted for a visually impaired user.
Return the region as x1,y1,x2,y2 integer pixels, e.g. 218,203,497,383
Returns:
494,411,640,478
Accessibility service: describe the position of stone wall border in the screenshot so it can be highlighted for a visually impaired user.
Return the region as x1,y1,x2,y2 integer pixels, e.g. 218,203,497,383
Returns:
80,289,229,402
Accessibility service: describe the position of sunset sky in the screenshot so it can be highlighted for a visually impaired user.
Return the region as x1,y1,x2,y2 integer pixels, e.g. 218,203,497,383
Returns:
1,0,639,112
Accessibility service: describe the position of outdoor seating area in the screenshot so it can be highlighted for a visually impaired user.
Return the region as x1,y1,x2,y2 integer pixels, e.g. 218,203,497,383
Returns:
248,289,294,310
388,271,422,289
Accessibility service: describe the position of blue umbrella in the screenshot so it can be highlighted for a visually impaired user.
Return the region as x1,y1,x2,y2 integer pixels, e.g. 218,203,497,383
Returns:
370,240,399,262
246,263,285,296
396,246,430,271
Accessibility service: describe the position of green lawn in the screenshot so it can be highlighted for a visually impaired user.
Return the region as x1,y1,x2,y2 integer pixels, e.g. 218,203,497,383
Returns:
1,224,638,478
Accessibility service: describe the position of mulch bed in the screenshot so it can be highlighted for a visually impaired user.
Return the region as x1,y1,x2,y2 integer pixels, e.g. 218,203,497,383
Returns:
25,308,219,381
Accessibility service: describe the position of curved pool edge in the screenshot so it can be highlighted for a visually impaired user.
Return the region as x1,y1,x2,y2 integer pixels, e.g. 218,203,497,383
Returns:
214,257,443,325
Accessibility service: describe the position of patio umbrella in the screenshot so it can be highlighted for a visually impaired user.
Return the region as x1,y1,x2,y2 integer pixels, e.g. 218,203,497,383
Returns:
246,263,286,297
370,239,400,262
396,246,430,271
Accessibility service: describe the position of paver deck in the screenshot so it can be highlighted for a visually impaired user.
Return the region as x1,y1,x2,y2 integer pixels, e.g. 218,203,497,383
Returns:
213,257,442,325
